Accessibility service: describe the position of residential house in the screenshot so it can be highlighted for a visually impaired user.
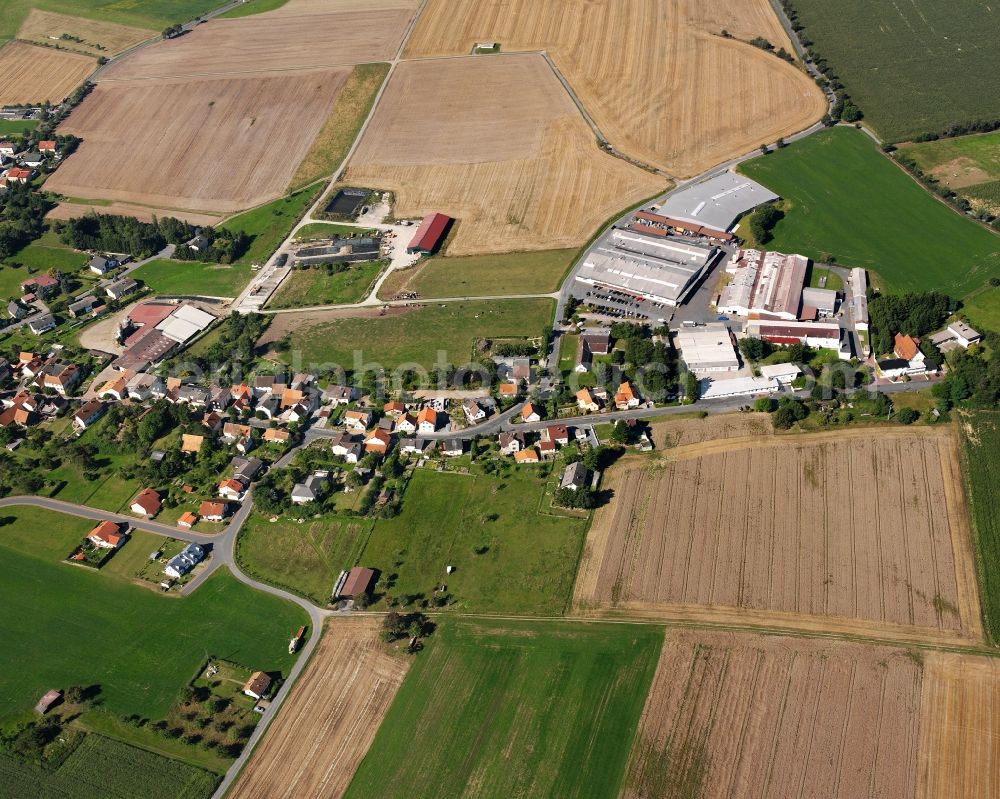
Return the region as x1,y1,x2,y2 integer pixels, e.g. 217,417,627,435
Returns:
614,381,640,410
324,384,356,405
257,395,280,419
181,433,204,454
242,671,272,701
232,456,264,483
377,416,394,433
463,399,486,423
236,433,257,455
0,141,17,157
441,438,464,457
542,424,570,446
498,382,518,399
21,274,58,297
202,411,224,432
538,439,557,459
7,299,29,320
87,520,126,549
576,389,601,413
498,431,524,455
105,278,138,301
253,374,277,396
68,296,97,318
218,478,247,501
72,400,106,431
893,333,928,374
291,472,328,505
364,429,392,456
177,512,198,529
395,413,417,435
576,330,612,372
343,442,363,464
20,152,44,168
130,488,161,517
561,461,589,491
199,501,228,522
383,400,406,418
37,362,81,396
329,431,357,457
38,140,58,155
176,385,209,408
127,373,164,401
263,428,290,444
5,167,32,184
343,409,372,432
88,256,118,276
207,385,232,411
222,422,252,442
28,314,56,335
164,542,204,579
514,447,539,464
417,406,437,434
400,437,430,456
521,402,541,423
0,358,10,383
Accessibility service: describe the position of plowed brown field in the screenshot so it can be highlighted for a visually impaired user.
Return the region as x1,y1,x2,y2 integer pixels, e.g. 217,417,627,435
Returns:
404,0,826,176
47,71,350,214
18,10,153,57
99,0,416,81
230,617,409,799
344,54,663,255
917,651,1000,798
575,427,983,640
0,41,94,106
623,630,923,799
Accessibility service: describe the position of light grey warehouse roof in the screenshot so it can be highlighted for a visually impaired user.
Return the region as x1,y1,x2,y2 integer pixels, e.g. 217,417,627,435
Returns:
653,172,779,232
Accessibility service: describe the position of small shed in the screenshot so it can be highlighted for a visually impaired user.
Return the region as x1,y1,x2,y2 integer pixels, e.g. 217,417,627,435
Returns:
35,689,62,714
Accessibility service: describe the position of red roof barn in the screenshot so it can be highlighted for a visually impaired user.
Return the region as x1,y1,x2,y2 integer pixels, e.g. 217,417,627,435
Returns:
406,213,451,254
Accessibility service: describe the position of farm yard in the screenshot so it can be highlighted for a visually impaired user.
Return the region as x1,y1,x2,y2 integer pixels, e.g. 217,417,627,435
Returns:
98,0,416,81
377,249,576,299
574,427,983,642
403,0,825,177
623,630,923,799
0,41,95,105
17,9,153,56
47,71,350,215
738,128,1000,296
782,0,1000,141
344,618,662,799
261,298,554,372
343,54,664,255
229,617,409,799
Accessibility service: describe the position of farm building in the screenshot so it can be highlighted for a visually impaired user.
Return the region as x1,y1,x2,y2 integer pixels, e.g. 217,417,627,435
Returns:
406,212,452,254
744,320,847,355
577,230,718,307
655,172,778,232
293,234,382,266
849,268,869,332
718,249,808,320
34,689,62,714
155,304,215,344
335,566,375,599
675,324,739,374
802,287,838,317
243,671,272,701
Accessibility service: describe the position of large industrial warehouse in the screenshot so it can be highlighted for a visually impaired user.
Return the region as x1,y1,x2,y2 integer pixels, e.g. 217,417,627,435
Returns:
717,249,809,320
576,229,719,307
653,172,779,232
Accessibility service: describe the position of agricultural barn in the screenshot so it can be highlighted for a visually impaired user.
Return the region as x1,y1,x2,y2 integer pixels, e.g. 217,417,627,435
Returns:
655,172,778,232
335,566,376,599
406,212,452,254
577,230,718,307
718,249,808,320
675,323,739,374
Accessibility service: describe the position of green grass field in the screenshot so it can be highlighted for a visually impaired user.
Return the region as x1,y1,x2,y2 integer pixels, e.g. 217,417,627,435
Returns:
218,0,291,18
0,507,307,723
1,232,89,300
738,128,1000,296
362,468,588,614
1,0,222,41
0,118,38,136
785,0,1000,141
236,513,374,605
269,262,384,308
558,332,579,375
962,286,1000,333
900,131,1000,181
382,249,575,300
289,63,390,190
271,298,554,371
345,618,663,799
130,258,252,297
0,734,218,799
220,185,321,267
960,412,1000,644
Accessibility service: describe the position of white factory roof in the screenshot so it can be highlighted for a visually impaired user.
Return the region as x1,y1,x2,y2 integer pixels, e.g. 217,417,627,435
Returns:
700,376,780,399
155,304,215,343
655,172,779,232
759,363,802,382
676,323,740,370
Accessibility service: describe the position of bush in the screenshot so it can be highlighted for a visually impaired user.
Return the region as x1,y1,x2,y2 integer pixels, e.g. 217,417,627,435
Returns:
896,407,919,425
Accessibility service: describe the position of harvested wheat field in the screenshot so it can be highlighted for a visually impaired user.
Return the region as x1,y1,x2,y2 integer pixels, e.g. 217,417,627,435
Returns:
47,201,222,228
404,0,825,177
230,616,409,799
0,41,94,106
100,0,417,82
575,426,983,641
917,651,1000,798
623,630,923,799
650,412,773,449
47,70,350,214
345,54,663,255
18,9,153,57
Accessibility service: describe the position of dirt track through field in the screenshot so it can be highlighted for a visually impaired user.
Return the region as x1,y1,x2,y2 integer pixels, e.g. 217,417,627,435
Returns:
403,0,826,177
48,71,350,214
345,54,663,254
575,426,983,641
0,41,94,106
624,630,923,799
229,616,409,799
